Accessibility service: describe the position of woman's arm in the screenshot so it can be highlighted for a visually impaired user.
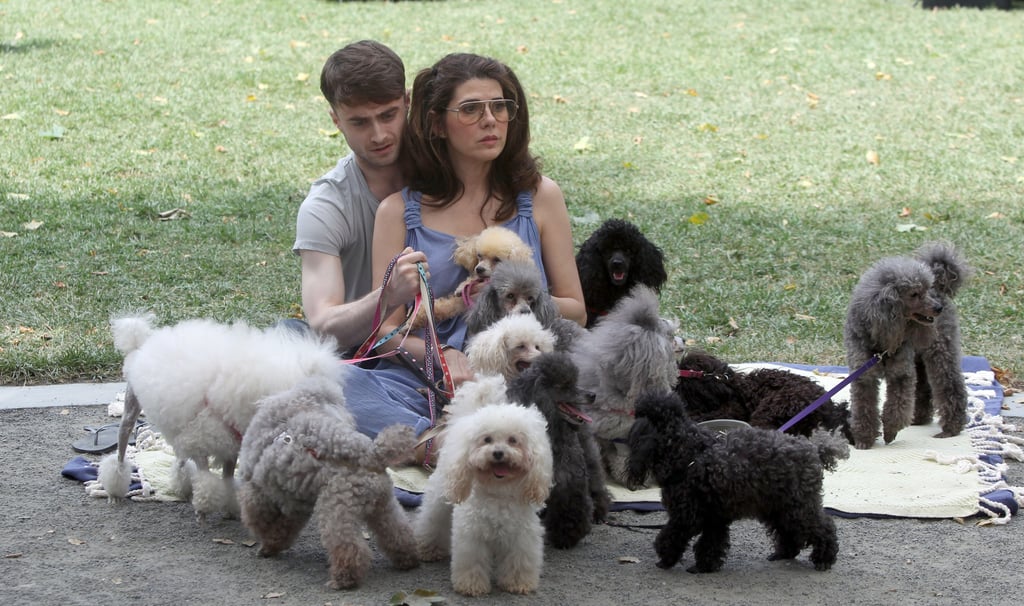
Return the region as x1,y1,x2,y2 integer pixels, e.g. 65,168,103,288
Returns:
371,193,474,387
532,176,586,326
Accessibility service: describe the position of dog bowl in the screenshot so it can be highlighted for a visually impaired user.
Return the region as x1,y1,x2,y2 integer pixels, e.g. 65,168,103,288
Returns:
698,419,751,439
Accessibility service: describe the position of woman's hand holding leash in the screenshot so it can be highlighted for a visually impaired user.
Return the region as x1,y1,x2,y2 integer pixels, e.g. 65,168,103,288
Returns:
384,247,428,315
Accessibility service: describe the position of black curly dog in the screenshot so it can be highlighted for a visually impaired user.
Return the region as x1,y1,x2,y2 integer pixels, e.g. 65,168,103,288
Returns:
575,219,667,328
626,392,848,573
506,352,611,549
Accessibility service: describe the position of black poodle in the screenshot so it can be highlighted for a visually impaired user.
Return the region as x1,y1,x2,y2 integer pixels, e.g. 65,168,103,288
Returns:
575,219,668,328
506,352,611,549
675,350,853,442
626,391,848,573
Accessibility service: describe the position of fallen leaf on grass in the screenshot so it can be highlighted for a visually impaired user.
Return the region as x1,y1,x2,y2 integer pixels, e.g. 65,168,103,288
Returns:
572,136,592,152
1,231,16,238
5,553,22,558
794,313,816,322
260,591,284,599
39,124,66,139
688,212,709,226
68,538,85,545
896,223,927,232
23,220,43,230
241,539,257,547
212,537,234,545
157,208,190,221
2,112,22,120
987,212,1006,220
866,150,880,165
618,556,640,564
899,207,912,217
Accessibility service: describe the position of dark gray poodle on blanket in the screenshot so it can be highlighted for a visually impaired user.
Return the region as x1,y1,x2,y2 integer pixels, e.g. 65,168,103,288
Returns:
844,241,972,449
506,352,611,549
626,392,848,573
238,376,419,589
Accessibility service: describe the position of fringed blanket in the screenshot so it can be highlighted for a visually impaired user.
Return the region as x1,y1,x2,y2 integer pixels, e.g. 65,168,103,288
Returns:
67,358,1024,522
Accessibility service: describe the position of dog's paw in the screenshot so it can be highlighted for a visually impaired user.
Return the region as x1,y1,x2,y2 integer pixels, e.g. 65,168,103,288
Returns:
882,429,900,444
453,572,491,596
853,438,874,450
933,429,961,439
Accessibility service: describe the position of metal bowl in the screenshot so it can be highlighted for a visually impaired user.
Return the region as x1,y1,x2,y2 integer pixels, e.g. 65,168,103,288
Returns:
698,419,751,438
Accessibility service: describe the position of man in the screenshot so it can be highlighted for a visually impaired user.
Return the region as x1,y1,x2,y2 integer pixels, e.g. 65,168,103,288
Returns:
293,40,426,351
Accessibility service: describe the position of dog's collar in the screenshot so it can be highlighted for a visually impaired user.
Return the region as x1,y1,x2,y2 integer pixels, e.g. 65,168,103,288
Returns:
677,369,730,381
607,408,635,418
587,306,610,317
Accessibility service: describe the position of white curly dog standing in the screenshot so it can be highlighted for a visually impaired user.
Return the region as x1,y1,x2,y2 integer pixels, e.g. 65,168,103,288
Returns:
415,403,553,596
98,313,341,521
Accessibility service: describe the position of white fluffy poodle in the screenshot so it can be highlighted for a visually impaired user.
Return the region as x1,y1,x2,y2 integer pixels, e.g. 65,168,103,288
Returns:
98,313,341,521
415,403,553,596
465,313,556,382
446,314,557,418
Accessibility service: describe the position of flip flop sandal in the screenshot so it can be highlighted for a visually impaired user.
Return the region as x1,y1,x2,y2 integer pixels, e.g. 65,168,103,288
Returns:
71,419,148,454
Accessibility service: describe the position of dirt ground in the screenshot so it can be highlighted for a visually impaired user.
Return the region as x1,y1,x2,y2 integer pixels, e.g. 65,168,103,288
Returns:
2,403,1022,606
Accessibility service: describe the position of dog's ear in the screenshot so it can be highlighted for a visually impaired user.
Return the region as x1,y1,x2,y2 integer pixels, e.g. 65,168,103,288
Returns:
520,409,553,505
636,237,668,290
625,417,657,490
439,422,475,504
465,328,507,375
452,234,479,271
531,292,560,328
465,287,498,336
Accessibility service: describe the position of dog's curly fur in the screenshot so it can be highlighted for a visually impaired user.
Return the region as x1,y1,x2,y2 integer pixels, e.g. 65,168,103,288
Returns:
572,284,678,485
412,226,533,329
465,259,560,338
98,314,341,521
844,241,972,449
675,350,853,442
415,403,553,596
575,218,668,328
238,376,418,589
506,352,611,549
465,314,555,382
626,392,849,573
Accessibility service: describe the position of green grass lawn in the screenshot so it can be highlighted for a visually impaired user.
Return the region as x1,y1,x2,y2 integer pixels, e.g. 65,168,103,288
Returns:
2,0,1022,385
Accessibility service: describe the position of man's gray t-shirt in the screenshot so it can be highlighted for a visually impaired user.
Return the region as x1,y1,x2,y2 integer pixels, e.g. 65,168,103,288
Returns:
293,153,378,303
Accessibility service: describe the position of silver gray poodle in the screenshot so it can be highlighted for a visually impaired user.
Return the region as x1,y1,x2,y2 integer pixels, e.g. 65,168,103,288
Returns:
844,241,972,449
238,376,419,589
506,351,611,549
626,391,849,573
572,284,678,485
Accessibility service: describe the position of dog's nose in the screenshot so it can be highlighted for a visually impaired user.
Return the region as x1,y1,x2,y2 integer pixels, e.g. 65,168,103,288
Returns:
475,265,488,277
582,390,596,405
933,303,944,315
492,449,504,461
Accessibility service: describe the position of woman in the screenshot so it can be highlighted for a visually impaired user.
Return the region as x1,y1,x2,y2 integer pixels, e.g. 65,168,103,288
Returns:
342,53,585,461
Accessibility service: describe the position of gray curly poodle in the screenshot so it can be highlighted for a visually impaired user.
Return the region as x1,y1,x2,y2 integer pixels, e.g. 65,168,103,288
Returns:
844,241,972,449
626,391,849,573
238,376,419,589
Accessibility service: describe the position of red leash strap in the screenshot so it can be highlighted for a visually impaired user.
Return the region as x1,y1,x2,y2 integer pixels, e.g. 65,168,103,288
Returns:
351,252,415,362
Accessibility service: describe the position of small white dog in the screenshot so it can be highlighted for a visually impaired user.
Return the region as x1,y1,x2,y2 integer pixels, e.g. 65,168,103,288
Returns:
466,313,556,382
415,403,553,596
98,314,341,521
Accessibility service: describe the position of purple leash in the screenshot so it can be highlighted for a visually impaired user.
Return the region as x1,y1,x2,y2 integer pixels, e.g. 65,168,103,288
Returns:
777,353,884,433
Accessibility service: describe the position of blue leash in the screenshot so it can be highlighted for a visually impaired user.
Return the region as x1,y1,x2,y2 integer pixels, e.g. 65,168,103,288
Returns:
777,353,884,433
